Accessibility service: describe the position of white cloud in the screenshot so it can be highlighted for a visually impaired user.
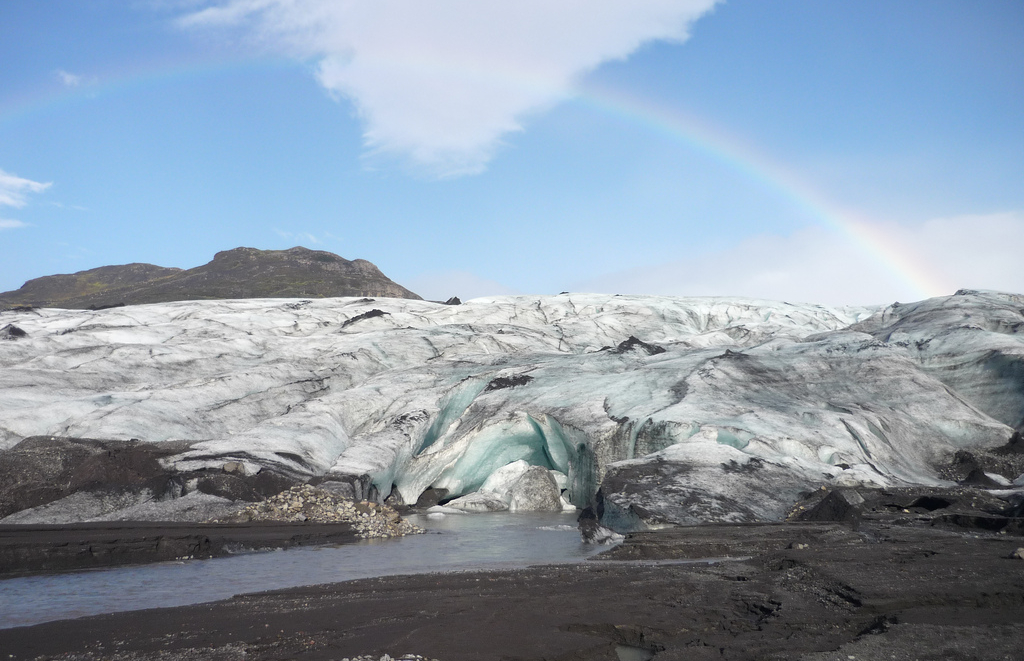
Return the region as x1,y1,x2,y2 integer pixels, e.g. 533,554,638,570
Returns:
0,169,51,209
273,229,345,246
576,212,1024,306
274,229,323,245
180,0,720,176
405,269,520,301
49,201,89,211
56,69,84,87
0,219,29,230
54,69,98,88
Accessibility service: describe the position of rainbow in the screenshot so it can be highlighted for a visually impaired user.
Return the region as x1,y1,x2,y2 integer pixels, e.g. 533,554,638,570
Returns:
1,54,951,300
573,83,951,300
0,53,288,131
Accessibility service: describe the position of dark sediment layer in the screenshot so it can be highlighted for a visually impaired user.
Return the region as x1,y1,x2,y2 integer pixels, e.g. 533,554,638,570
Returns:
1,520,1022,660
0,521,355,576
0,436,304,521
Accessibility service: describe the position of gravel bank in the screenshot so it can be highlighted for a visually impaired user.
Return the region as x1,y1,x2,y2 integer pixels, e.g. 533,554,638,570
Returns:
2,521,1022,660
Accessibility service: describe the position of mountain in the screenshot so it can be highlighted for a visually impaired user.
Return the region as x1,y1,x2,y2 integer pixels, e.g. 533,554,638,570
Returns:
0,247,421,309
1,290,1021,527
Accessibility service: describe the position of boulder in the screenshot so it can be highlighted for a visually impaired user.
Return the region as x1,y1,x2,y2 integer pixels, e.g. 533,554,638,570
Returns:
480,460,532,498
0,324,26,340
444,491,509,512
578,506,625,544
795,488,866,524
413,487,449,509
508,466,563,512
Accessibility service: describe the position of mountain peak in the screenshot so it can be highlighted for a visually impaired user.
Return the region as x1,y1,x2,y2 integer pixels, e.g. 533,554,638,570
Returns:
0,247,420,309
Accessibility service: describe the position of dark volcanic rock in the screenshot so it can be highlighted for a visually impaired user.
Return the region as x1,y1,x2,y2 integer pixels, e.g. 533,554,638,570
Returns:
484,374,533,391
937,432,1024,484
960,468,1006,487
0,324,27,339
608,335,666,355
999,430,1024,453
0,436,191,519
796,488,866,525
413,487,449,508
577,504,625,544
0,436,304,522
341,308,389,328
0,246,421,309
791,485,1024,535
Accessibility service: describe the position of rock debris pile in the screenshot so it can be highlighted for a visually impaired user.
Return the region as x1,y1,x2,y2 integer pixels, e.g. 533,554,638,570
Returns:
338,656,440,661
788,484,1024,535
223,484,423,539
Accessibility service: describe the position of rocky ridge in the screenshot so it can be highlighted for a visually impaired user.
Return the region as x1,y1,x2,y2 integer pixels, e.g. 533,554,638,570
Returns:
0,246,420,310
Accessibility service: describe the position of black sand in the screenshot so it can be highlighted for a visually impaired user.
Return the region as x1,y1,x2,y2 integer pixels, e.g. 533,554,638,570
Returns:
0,521,356,576
1,521,1022,660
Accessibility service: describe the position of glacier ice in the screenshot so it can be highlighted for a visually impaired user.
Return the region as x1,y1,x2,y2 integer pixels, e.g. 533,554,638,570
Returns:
0,291,1021,526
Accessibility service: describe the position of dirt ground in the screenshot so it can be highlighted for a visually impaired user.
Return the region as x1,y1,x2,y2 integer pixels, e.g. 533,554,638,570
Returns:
0,521,357,575
1,520,1022,661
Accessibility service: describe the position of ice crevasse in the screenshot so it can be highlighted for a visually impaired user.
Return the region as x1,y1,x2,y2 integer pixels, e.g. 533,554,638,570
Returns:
0,290,1021,527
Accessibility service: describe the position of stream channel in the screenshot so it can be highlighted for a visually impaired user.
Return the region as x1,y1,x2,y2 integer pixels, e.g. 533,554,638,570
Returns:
0,511,606,629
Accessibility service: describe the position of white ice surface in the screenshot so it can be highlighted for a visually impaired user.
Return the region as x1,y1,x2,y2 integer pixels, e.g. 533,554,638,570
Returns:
1,291,1020,523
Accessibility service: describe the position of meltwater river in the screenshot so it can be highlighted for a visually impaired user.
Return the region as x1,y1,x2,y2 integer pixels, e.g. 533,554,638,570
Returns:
0,512,605,629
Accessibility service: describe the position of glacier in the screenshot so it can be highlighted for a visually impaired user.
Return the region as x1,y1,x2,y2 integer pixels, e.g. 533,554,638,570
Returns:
0,290,1021,528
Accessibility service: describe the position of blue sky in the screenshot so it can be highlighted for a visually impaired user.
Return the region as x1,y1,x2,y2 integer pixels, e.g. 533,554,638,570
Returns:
1,0,1022,305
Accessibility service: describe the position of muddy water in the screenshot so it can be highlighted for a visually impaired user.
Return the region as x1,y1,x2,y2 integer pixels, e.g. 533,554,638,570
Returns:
0,511,604,629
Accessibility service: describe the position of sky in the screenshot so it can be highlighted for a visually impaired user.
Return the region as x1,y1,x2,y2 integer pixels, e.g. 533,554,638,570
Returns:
1,0,1022,305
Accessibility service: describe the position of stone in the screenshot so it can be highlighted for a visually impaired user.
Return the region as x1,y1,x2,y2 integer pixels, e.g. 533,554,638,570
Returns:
220,484,423,538
413,487,449,509
579,509,626,545
508,466,563,512
796,488,866,525
444,491,509,512
960,468,1005,487
0,324,27,340
222,461,246,475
